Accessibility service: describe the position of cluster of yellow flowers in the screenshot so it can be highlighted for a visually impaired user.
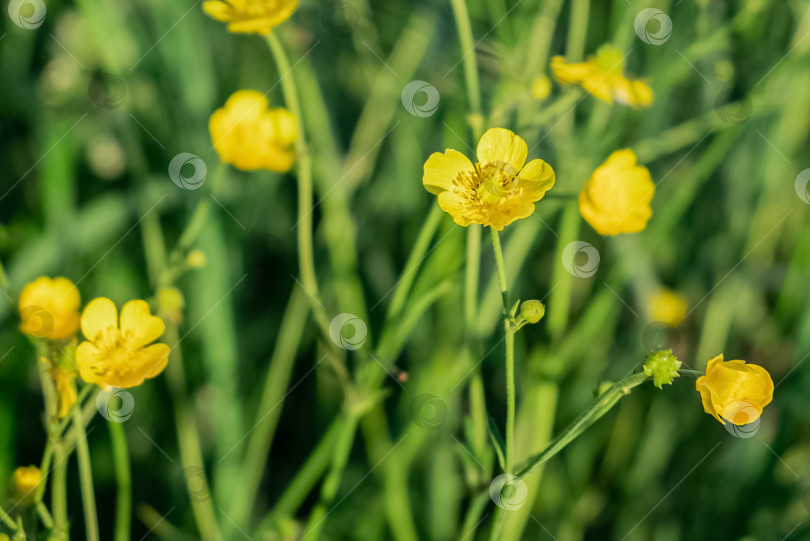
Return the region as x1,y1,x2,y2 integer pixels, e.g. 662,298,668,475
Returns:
18,277,170,398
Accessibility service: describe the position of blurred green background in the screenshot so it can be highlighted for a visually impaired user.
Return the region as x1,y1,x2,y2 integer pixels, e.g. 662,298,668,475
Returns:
1,0,810,539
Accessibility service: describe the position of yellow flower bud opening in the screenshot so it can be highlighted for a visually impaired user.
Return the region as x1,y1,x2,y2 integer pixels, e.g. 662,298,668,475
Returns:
578,149,654,236
19,276,80,341
696,354,774,425
13,466,41,505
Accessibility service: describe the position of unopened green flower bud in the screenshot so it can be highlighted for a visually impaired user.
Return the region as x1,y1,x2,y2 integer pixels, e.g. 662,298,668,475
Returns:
643,349,682,389
519,300,545,324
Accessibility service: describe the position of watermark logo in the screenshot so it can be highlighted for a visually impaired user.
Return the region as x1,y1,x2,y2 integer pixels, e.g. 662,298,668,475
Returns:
321,1,359,36
8,0,46,29
96,388,135,422
561,241,600,278
179,466,210,502
329,313,367,350
714,90,752,125
20,305,54,338
409,394,447,430
489,474,528,510
641,322,681,351
794,169,810,204
88,72,128,110
634,8,672,45
169,153,207,190
722,401,760,438
401,81,440,118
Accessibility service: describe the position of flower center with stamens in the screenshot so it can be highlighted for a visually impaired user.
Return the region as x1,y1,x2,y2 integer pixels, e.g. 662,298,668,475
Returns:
478,161,518,203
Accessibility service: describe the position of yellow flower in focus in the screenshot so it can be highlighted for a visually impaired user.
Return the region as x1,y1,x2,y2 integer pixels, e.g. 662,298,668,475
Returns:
53,365,78,419
19,277,80,340
76,298,170,389
551,45,653,108
210,90,297,173
649,289,688,327
579,149,654,236
13,466,41,505
203,0,298,35
696,354,774,425
423,128,555,230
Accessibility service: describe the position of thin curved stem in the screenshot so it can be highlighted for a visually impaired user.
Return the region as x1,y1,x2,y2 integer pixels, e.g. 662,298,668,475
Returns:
72,401,99,541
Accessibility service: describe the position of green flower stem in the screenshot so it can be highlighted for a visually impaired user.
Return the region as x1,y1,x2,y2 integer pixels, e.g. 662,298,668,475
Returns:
265,32,329,334
175,161,226,255
387,203,444,320
517,372,649,478
490,228,515,474
228,285,309,527
36,501,54,530
449,0,483,135
109,421,131,541
0,503,17,531
72,400,99,541
304,413,360,541
51,442,68,540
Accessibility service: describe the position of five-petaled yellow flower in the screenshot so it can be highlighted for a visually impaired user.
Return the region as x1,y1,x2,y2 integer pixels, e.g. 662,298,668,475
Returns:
579,149,654,236
203,0,298,35
76,298,170,389
649,288,688,327
696,354,774,425
210,90,297,173
19,276,80,341
423,128,555,230
13,466,41,505
551,45,653,108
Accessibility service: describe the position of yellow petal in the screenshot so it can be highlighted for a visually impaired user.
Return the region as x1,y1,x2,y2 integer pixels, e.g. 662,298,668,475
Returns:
120,300,165,348
423,150,474,195
202,0,232,22
477,128,527,171
141,343,171,380
550,57,593,84
518,159,555,198
81,298,118,342
437,191,472,227
76,341,103,385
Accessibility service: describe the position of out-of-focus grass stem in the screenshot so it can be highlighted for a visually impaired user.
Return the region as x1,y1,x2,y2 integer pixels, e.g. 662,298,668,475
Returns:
72,402,99,541
109,421,131,541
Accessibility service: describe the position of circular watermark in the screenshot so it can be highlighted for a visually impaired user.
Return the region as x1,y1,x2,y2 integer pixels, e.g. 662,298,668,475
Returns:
794,169,810,204
722,401,760,438
489,474,528,511
714,90,752,125
168,153,207,190
561,241,600,278
96,388,135,422
634,8,672,45
88,72,128,110
20,305,54,338
321,1,359,36
179,466,210,502
8,0,46,29
329,313,367,350
641,322,681,351
409,394,447,430
401,81,440,118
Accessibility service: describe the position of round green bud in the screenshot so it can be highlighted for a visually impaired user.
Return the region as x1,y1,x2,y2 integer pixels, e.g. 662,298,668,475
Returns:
643,349,682,389
520,300,545,324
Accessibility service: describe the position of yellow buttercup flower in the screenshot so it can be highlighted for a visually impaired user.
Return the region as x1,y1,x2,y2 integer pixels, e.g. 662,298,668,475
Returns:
423,127,555,230
19,276,80,340
210,90,297,173
203,0,298,35
578,149,654,236
649,288,688,327
551,45,653,108
76,298,170,389
696,354,774,425
13,466,41,505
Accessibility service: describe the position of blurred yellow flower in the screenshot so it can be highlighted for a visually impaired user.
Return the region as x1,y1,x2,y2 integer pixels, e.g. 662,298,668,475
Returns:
696,354,774,425
579,149,654,236
203,0,298,35
76,298,170,389
53,365,77,419
210,90,297,173
19,276,80,340
551,45,653,107
423,127,555,230
531,75,551,101
13,466,41,505
649,289,688,327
